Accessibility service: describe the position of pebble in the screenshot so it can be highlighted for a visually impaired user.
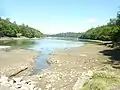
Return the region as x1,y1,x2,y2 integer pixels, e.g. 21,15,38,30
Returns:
73,71,93,90
46,84,52,89
0,75,41,90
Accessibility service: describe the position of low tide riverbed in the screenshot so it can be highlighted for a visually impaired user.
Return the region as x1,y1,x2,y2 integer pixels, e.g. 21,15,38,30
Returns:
28,38,85,74
0,37,85,75
0,38,116,90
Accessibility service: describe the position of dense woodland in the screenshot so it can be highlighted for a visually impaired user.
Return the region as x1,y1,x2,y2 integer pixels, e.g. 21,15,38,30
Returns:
0,17,43,38
79,11,120,43
49,32,81,38
50,10,120,45
1,10,120,43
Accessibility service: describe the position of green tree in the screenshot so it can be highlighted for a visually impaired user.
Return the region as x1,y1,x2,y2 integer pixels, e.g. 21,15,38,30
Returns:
0,17,44,38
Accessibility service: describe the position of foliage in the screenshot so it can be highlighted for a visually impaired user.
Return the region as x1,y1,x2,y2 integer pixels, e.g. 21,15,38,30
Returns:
0,17,44,38
49,10,120,43
49,32,82,38
79,11,120,43
82,71,120,90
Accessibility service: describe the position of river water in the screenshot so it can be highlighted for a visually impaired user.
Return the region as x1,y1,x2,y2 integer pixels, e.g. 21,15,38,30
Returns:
0,38,86,74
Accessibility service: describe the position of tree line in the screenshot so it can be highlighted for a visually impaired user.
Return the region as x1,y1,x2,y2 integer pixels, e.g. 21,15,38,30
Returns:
50,10,120,44
0,17,44,38
49,32,82,38
79,11,120,43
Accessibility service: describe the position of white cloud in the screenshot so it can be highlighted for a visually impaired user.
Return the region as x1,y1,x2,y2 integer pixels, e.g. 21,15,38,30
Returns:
87,18,98,23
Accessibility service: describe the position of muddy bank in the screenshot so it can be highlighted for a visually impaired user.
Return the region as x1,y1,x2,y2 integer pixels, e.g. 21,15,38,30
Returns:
28,43,110,90
0,43,114,90
0,49,39,77
0,76,41,90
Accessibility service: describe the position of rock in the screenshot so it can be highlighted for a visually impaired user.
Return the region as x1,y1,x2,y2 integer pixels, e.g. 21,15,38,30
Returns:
80,54,87,57
19,84,30,90
12,77,23,83
9,79,15,85
38,88,42,90
58,64,62,67
86,70,93,77
0,76,40,90
0,75,9,84
13,84,22,89
83,67,87,70
72,71,93,90
52,88,56,90
46,84,52,89
55,60,59,63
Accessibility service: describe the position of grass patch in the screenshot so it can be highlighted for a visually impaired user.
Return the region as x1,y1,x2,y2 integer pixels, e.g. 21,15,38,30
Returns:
82,71,120,90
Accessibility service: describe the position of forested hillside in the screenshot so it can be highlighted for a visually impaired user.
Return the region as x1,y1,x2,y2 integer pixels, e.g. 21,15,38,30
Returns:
50,10,120,43
49,32,81,38
0,17,44,38
79,11,120,42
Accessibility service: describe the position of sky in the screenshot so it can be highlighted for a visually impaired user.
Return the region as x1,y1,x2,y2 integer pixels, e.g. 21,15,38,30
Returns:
0,0,120,34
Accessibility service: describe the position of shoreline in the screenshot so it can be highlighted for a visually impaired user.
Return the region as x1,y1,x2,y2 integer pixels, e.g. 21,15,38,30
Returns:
0,49,39,77
0,42,119,89
0,37,44,41
0,48,42,90
0,37,29,40
31,42,116,90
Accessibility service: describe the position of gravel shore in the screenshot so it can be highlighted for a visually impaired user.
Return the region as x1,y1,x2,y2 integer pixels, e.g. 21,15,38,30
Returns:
0,43,113,90
0,49,39,77
29,43,110,90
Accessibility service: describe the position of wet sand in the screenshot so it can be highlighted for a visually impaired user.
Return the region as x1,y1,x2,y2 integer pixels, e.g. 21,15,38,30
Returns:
29,43,110,90
0,43,114,90
0,49,39,77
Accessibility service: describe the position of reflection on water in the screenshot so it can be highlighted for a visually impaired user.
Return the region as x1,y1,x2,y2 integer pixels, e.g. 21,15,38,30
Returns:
29,38,85,74
0,39,36,49
0,38,86,75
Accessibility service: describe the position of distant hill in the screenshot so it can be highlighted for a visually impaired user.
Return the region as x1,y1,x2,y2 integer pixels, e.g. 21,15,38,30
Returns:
48,32,82,38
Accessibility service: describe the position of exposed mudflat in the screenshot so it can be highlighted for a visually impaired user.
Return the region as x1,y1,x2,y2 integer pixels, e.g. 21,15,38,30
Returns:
0,43,116,90
29,43,110,90
0,49,39,77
